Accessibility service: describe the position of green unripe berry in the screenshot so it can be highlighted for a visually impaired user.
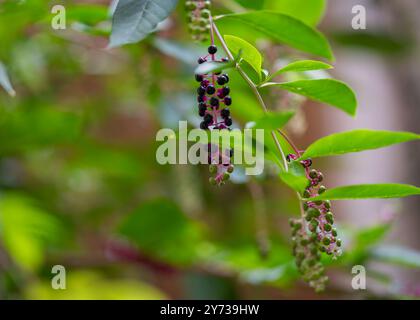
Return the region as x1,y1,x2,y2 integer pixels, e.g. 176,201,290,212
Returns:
303,189,311,198
209,164,217,174
201,9,210,18
325,212,334,224
204,1,211,9
332,228,338,237
222,172,230,181
294,222,302,230
318,186,326,194
323,237,331,246
227,165,234,173
185,1,197,11
336,239,342,247
209,177,217,186
309,169,318,179
324,200,331,209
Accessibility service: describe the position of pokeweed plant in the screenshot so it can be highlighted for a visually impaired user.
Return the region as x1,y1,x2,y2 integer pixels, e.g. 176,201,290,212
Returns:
109,0,420,291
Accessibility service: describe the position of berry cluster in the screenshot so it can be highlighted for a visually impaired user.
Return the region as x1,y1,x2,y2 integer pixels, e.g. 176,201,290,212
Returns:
185,0,212,42
287,153,342,292
195,45,235,186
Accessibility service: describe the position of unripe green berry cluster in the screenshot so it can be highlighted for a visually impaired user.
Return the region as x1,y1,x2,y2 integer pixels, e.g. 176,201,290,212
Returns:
185,0,212,42
287,153,343,291
289,218,328,292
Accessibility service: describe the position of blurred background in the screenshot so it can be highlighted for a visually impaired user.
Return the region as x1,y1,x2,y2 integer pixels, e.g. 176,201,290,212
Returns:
0,0,419,299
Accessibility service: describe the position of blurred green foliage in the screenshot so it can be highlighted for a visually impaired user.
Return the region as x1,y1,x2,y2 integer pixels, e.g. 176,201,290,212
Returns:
0,0,419,300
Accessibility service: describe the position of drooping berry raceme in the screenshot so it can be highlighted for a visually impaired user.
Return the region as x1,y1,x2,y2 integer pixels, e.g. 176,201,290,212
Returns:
185,1,212,42
195,44,235,186
287,153,342,292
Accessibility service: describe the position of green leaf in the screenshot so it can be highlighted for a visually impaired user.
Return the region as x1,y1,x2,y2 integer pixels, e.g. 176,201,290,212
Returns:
262,79,357,116
234,0,266,10
217,11,333,60
224,35,262,78
371,246,420,268
267,60,332,81
118,199,202,265
265,0,327,26
67,4,109,26
109,0,179,47
26,271,167,300
254,110,295,131
279,172,308,194
0,61,15,96
0,193,65,271
310,184,420,201
302,129,420,159
194,60,236,75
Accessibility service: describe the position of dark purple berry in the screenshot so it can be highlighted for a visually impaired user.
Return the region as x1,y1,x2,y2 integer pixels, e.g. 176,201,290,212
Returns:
224,96,232,106
200,121,209,130
301,159,312,168
199,109,206,117
201,80,210,87
208,45,217,54
222,74,229,83
217,75,227,85
198,57,206,64
199,103,207,112
206,85,216,95
224,118,233,126
195,74,204,82
197,86,206,95
221,57,229,62
204,114,213,124
221,108,230,118
222,87,230,96
197,95,205,103
210,97,219,107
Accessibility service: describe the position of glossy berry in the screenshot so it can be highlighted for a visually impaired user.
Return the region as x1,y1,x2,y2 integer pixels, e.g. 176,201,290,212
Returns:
224,96,232,106
204,114,213,124
221,108,230,118
208,45,217,54
198,103,207,112
197,95,205,103
217,75,228,85
195,74,204,82
200,121,208,130
197,86,206,95
206,85,216,95
198,57,206,64
222,87,230,96
309,170,318,179
210,97,219,107
224,118,233,126
199,109,206,117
